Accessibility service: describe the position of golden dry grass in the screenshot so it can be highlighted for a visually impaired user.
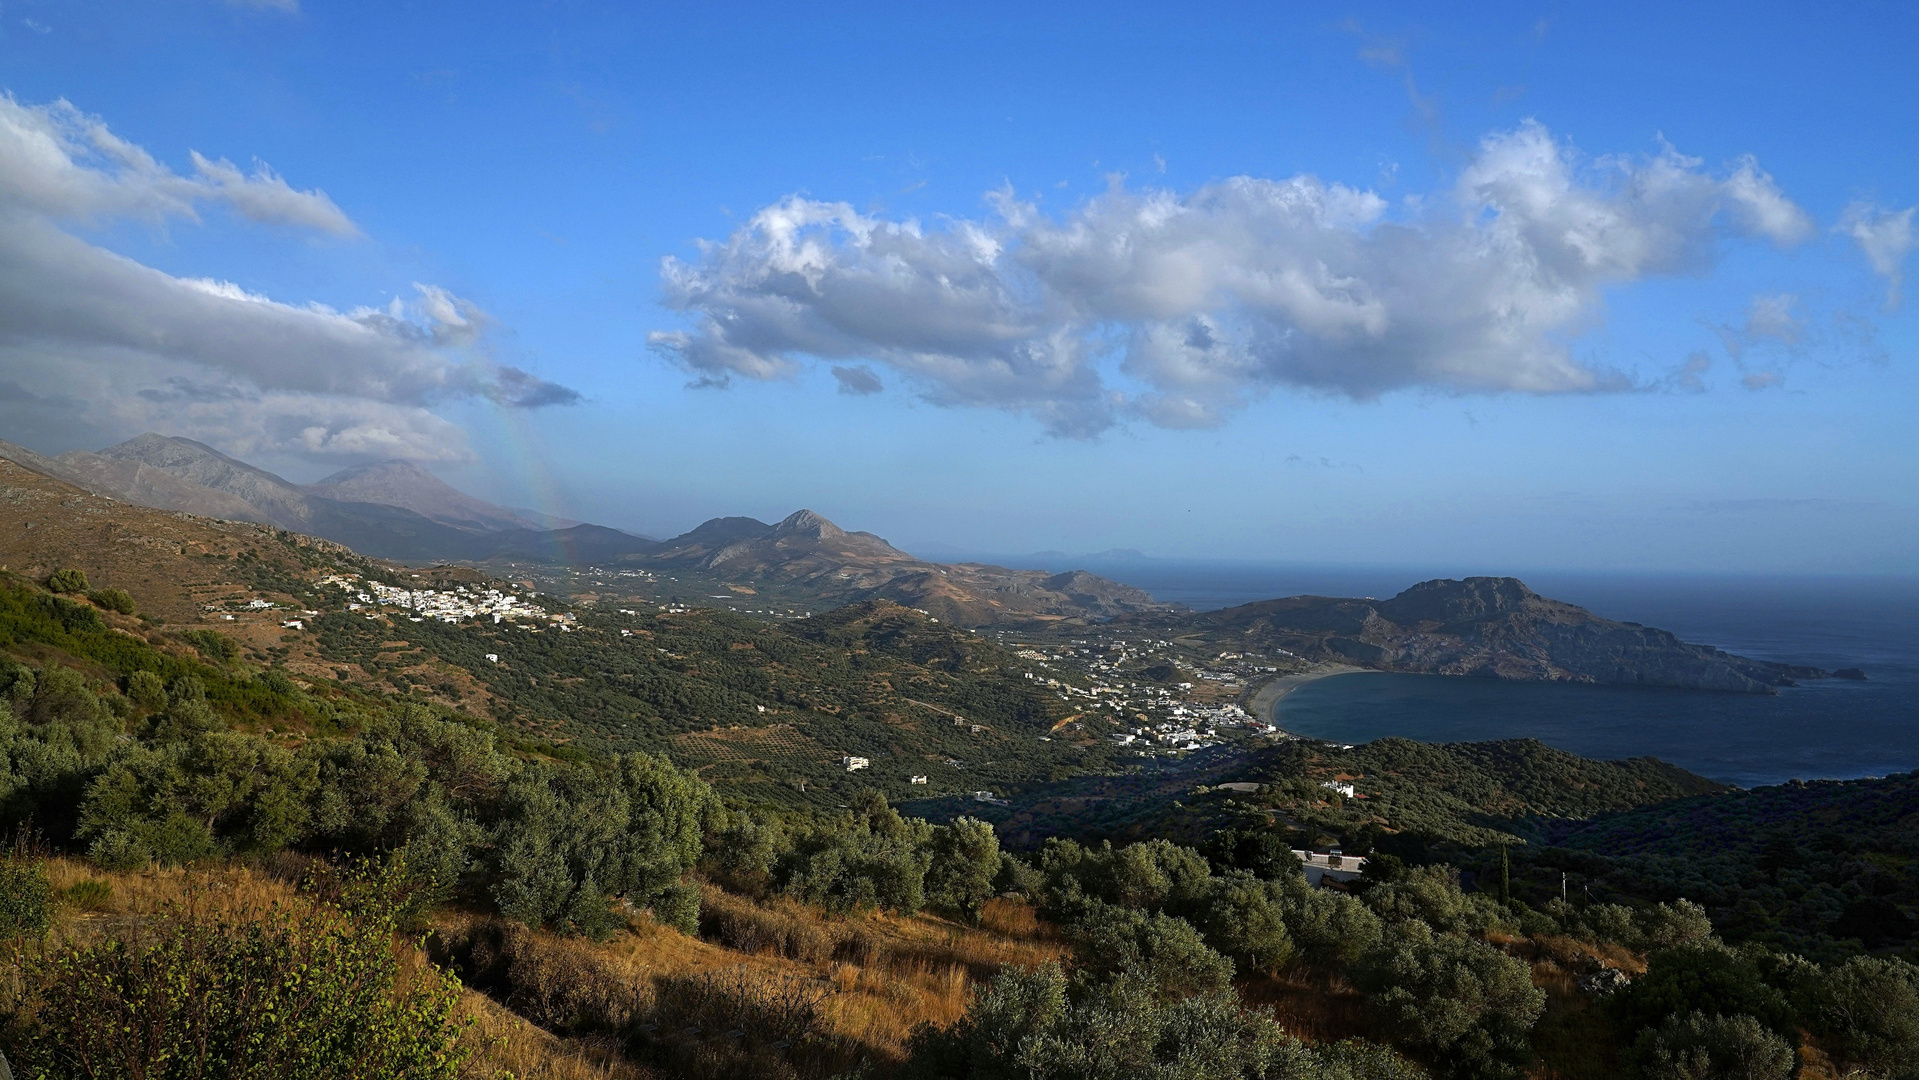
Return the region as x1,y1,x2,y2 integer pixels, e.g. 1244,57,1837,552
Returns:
1237,967,1372,1045
458,990,657,1080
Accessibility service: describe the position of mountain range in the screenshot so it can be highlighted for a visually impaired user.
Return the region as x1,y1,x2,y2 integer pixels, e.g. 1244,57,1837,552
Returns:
0,434,1840,692
0,434,1175,625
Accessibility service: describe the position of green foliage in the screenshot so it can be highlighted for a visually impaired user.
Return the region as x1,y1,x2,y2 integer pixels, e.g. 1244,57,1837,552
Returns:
182,628,241,665
1354,921,1546,1080
776,793,933,913
0,580,300,729
1363,866,1507,937
925,816,1002,920
488,751,716,938
1036,837,1214,920
1613,945,1793,1039
1201,826,1306,882
650,881,701,934
1624,1011,1793,1080
44,569,88,594
1235,737,1725,850
1549,772,1919,959
905,961,1422,1080
0,857,51,939
1069,903,1236,998
1192,871,1298,975
2,885,471,1079
1806,955,1919,1074
86,588,135,615
125,670,166,711
57,877,113,912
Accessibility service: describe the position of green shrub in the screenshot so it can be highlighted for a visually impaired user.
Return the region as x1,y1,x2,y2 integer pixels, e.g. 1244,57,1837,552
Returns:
1356,920,1546,1080
0,858,52,938
58,877,114,912
640,881,697,935
182,629,240,665
126,669,167,711
45,568,88,594
925,816,1002,920
1069,903,1236,998
1626,1011,1793,1080
2,887,471,1079
87,588,136,615
1808,955,1919,1074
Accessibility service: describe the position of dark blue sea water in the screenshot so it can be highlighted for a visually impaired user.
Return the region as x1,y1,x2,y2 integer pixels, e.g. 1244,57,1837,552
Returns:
1064,560,1919,788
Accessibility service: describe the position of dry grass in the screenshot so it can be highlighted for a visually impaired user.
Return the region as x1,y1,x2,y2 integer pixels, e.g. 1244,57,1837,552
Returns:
458,990,658,1080
1237,967,1372,1045
22,858,641,1080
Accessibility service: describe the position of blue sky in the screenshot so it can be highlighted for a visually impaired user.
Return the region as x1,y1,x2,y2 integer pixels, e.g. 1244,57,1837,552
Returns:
0,0,1913,572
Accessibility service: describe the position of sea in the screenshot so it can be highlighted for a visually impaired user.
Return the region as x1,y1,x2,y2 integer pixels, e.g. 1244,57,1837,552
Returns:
968,556,1919,789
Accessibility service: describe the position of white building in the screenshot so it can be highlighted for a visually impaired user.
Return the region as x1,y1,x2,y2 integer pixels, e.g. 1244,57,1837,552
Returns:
842,756,870,772
909,775,928,784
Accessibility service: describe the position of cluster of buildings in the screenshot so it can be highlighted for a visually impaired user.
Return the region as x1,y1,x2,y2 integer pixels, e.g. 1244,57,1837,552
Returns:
313,573,572,629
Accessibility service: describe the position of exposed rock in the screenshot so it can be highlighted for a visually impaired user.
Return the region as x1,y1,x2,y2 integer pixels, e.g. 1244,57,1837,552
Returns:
1578,967,1633,995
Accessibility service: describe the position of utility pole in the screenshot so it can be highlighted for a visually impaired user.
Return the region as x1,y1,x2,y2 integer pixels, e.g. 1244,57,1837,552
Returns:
1561,871,1568,906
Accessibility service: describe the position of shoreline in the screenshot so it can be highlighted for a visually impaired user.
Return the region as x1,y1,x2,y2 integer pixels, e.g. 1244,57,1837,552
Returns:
1246,663,1371,732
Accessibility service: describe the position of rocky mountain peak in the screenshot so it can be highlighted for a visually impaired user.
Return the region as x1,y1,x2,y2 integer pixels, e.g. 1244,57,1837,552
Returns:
771,509,845,540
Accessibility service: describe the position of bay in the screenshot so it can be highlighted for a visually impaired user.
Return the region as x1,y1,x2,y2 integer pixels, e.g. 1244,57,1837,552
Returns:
1066,559,1919,788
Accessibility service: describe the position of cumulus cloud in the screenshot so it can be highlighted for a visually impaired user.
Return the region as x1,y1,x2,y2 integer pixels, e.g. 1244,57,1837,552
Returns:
1840,201,1916,310
0,96,576,461
651,122,1813,436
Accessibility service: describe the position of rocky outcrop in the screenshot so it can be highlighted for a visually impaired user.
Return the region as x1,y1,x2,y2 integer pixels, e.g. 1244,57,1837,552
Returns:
1158,577,1827,694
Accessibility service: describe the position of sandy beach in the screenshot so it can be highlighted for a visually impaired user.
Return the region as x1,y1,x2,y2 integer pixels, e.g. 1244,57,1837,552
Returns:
1246,663,1371,730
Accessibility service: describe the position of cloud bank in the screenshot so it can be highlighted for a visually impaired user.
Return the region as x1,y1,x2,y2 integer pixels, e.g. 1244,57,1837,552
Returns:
0,96,575,462
651,122,1822,436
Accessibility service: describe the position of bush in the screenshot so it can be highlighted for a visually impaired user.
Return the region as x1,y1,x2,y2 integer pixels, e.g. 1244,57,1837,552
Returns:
0,858,52,938
905,961,1420,1080
1625,1011,1793,1080
1613,945,1792,1038
1355,921,1546,1080
2,887,471,1079
58,877,113,912
125,670,167,711
45,568,88,594
925,816,1002,920
87,588,135,615
1069,904,1236,998
904,962,1282,1079
1808,955,1919,1074
1194,872,1297,975
651,881,701,935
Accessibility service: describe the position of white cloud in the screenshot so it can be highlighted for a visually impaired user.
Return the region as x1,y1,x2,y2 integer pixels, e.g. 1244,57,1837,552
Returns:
651,122,1813,436
1840,201,1916,310
0,96,575,462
